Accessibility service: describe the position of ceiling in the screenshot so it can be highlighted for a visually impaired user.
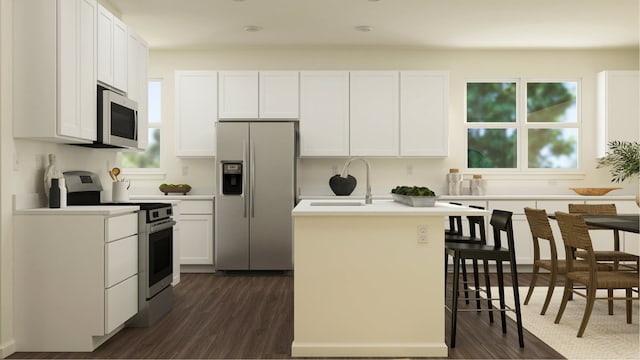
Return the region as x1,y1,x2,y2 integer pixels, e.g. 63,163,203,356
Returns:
106,0,640,51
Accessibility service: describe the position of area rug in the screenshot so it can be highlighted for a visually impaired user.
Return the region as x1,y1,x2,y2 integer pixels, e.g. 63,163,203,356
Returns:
497,287,639,359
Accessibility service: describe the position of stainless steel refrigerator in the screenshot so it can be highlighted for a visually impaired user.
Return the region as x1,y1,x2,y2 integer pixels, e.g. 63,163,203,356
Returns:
215,121,297,270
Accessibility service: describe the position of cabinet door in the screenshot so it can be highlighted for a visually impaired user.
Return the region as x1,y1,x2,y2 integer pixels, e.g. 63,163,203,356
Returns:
299,71,350,156
350,71,399,156
59,0,97,141
180,214,214,265
127,31,149,150
112,16,128,92
259,71,299,119
218,71,259,119
175,71,218,157
97,5,114,86
400,71,449,156
597,71,640,157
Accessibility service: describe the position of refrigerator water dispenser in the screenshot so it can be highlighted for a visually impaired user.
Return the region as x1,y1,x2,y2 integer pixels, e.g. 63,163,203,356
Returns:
222,162,243,195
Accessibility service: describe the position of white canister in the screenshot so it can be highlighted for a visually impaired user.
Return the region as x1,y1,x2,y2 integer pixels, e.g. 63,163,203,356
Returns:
470,174,486,196
112,181,130,202
446,168,463,195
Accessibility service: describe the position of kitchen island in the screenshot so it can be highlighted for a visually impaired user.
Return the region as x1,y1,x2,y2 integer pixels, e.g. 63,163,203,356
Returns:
291,199,487,358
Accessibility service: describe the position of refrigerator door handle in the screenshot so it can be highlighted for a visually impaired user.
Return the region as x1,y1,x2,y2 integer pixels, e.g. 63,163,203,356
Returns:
242,140,248,218
250,140,256,218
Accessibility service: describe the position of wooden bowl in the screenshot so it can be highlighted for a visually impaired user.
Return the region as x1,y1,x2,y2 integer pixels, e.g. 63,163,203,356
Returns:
569,187,622,196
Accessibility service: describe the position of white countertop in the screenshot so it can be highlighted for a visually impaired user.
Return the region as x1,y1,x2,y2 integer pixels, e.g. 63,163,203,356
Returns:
131,194,215,200
292,199,488,217
14,205,140,216
300,194,636,201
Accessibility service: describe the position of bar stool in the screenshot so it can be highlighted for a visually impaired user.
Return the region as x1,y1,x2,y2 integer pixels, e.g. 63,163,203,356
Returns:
445,209,524,348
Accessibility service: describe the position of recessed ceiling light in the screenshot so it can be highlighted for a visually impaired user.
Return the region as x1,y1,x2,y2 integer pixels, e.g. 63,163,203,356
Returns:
354,25,374,32
243,25,263,32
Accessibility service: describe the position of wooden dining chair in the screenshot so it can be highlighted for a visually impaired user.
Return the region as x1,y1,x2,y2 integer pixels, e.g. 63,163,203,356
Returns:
523,208,610,315
446,209,524,348
568,204,639,271
554,211,639,337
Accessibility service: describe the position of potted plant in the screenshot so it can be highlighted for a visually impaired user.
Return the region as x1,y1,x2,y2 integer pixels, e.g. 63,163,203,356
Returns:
596,140,640,205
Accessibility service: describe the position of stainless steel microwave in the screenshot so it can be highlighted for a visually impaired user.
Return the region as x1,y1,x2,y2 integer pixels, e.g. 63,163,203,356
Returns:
97,85,139,149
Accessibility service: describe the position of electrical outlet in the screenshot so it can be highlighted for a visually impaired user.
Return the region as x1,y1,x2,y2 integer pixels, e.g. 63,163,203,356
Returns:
407,165,413,175
332,165,339,174
417,224,428,243
182,165,189,176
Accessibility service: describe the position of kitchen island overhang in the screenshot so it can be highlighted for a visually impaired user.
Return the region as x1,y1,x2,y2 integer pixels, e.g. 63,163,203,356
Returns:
291,200,488,358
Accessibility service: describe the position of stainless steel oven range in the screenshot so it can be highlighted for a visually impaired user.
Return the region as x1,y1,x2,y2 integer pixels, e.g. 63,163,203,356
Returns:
127,202,175,326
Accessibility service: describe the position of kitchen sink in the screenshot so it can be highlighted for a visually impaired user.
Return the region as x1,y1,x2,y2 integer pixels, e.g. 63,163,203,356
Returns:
309,201,365,206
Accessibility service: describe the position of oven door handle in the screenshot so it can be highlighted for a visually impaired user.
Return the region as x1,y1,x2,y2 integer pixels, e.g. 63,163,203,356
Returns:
149,219,176,233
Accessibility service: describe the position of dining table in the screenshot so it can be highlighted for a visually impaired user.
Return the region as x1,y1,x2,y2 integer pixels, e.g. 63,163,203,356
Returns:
579,214,639,234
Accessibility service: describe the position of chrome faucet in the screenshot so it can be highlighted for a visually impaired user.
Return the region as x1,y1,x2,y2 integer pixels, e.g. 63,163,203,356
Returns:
340,157,372,204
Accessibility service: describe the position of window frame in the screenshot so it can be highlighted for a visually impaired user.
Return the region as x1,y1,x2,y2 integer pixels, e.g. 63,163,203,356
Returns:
464,77,583,175
121,78,165,180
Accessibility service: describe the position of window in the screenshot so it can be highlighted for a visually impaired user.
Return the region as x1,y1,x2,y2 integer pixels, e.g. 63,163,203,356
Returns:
465,80,579,171
122,80,162,169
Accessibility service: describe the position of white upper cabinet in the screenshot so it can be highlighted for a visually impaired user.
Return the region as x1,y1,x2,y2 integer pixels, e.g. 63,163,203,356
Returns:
127,31,149,150
97,4,127,92
400,71,449,157
299,71,350,157
175,71,218,157
13,0,97,143
218,71,300,120
597,71,639,157
350,71,400,156
259,71,299,119
218,71,259,119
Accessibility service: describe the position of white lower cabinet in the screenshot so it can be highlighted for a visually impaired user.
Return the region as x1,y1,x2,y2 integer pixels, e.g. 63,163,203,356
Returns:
13,211,139,351
179,200,215,266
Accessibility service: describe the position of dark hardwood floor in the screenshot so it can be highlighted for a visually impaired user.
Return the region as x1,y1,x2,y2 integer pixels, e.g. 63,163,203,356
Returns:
10,272,564,359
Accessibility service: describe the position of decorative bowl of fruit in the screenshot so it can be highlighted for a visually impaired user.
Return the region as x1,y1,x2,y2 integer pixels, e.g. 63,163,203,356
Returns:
390,186,438,207
159,183,192,195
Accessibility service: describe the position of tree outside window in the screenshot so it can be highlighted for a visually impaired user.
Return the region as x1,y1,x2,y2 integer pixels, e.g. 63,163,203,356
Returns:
122,80,162,169
466,80,579,170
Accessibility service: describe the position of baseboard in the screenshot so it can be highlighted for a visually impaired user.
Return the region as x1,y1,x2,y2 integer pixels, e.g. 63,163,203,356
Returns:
180,264,215,273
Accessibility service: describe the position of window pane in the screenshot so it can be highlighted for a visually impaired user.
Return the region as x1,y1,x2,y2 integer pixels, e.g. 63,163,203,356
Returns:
122,128,160,168
148,80,162,124
527,82,577,123
528,128,578,168
467,82,516,123
467,128,517,168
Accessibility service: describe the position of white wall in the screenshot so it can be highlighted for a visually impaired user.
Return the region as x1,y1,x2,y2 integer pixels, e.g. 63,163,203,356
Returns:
138,48,639,197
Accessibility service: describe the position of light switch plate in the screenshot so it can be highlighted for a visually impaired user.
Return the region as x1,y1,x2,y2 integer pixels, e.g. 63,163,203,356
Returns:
417,224,428,243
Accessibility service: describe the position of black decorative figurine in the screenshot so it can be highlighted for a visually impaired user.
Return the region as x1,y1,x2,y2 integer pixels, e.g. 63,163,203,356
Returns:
329,174,357,196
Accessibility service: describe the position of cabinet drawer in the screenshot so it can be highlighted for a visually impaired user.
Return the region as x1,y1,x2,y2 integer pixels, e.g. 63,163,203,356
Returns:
105,274,138,333
105,235,138,288
106,213,138,242
180,200,213,214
